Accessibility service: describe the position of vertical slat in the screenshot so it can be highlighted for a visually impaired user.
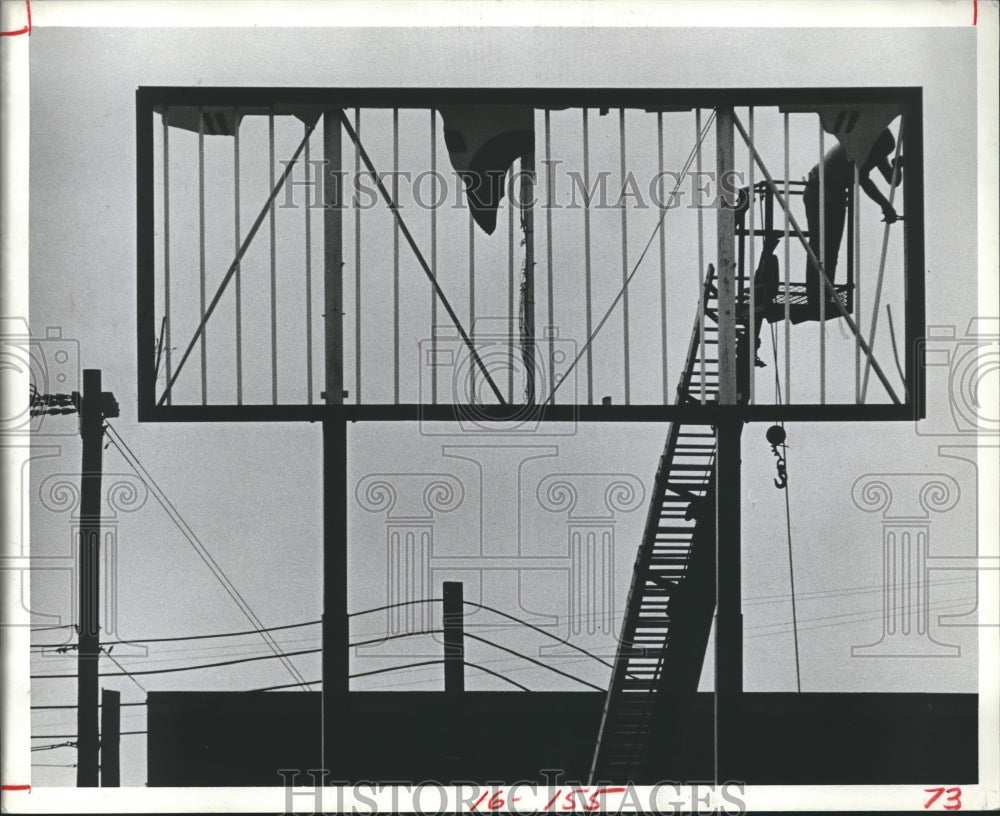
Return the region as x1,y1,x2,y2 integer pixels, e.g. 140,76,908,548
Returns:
854,164,862,403
324,111,344,408
469,210,476,399
304,122,314,404
355,108,362,404
162,110,172,405
582,109,594,405
393,108,400,404
269,110,278,404
747,107,756,404
507,178,515,403
783,113,790,403
818,123,826,404
618,108,631,405
198,109,207,405
716,107,737,406
521,151,536,404
430,110,437,404
657,111,668,405
545,110,556,403
696,108,706,404
234,107,243,405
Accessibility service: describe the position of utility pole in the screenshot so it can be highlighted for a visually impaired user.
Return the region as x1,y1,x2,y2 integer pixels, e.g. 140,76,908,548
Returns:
29,367,118,787
76,369,119,786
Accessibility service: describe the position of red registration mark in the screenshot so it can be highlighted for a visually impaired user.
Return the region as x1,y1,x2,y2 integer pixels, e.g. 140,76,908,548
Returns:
923,787,962,810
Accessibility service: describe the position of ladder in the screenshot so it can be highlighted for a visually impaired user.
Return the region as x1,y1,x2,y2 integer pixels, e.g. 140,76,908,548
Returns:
589,264,759,782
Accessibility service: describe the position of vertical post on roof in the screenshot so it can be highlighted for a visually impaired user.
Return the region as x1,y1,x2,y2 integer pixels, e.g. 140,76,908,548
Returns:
322,108,347,779
520,152,537,405
716,107,737,406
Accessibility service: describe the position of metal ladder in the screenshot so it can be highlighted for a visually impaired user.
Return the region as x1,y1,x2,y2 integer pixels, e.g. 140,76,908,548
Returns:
589,265,755,782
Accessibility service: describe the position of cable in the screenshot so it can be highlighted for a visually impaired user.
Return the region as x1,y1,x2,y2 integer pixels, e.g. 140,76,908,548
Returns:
32,702,146,710
782,443,801,692
464,633,604,691
769,323,801,690
103,422,310,690
32,618,320,650
102,647,148,694
31,741,76,752
244,680,321,692
32,732,146,739
461,601,620,673
466,662,532,692
31,648,320,679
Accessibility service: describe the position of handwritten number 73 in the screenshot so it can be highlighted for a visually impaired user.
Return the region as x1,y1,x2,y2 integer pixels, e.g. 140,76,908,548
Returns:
924,787,961,810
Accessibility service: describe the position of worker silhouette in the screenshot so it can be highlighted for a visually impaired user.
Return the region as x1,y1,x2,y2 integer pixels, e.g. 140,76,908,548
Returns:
802,127,902,319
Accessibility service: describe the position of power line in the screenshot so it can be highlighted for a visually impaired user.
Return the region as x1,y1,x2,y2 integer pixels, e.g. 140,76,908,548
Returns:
32,731,146,739
102,647,147,694
31,619,321,651
31,702,147,710
31,648,320,679
102,422,310,690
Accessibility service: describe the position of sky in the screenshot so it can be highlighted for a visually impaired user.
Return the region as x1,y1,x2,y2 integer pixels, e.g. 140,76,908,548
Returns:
11,15,991,792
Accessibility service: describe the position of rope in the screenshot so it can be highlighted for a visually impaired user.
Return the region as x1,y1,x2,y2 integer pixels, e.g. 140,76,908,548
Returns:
769,326,801,691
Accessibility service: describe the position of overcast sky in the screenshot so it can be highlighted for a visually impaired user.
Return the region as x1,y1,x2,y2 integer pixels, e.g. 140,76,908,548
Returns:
20,19,986,790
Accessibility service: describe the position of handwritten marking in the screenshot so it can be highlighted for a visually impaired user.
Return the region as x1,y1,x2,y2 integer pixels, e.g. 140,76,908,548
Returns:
0,0,31,37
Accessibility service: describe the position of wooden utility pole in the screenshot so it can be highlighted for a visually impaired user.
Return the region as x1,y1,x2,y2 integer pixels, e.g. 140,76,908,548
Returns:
100,688,121,787
76,369,118,787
